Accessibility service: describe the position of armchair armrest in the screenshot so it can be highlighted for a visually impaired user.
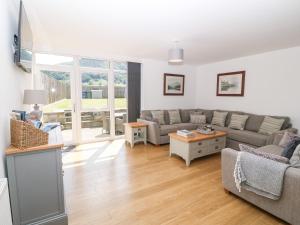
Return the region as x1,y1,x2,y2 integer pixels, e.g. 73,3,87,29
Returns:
137,118,160,145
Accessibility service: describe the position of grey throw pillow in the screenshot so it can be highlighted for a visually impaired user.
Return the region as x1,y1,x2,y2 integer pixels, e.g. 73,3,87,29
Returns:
168,110,181,124
290,144,300,168
211,111,228,127
151,111,165,125
228,114,249,130
190,114,206,124
258,116,285,135
279,131,299,148
239,144,289,164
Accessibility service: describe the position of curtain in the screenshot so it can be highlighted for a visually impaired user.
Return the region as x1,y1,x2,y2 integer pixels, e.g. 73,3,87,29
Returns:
127,62,141,122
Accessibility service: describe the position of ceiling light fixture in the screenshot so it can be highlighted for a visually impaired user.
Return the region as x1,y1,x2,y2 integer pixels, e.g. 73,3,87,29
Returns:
168,40,184,64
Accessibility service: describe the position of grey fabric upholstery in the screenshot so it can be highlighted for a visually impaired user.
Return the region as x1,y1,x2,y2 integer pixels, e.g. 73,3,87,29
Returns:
256,144,284,156
197,109,213,123
180,109,198,123
222,148,300,225
160,124,178,135
176,123,199,131
228,129,268,147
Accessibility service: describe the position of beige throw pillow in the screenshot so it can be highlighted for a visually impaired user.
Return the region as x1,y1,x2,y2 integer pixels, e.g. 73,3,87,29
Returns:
229,114,249,130
211,111,228,127
190,114,206,124
168,110,181,125
151,111,165,125
258,116,285,135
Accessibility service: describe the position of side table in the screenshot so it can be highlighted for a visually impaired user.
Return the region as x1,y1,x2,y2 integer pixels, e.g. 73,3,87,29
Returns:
124,122,147,148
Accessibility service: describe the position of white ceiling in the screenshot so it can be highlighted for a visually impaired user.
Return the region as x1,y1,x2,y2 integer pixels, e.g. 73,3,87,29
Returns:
24,0,300,65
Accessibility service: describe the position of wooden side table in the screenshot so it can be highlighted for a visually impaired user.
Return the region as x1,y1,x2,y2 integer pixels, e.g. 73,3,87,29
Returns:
124,122,147,148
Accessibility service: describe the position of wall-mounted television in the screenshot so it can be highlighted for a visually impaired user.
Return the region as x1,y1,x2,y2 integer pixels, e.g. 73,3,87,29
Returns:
14,0,33,73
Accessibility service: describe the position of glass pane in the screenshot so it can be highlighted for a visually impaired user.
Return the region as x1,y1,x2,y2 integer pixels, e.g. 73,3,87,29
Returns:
81,72,108,109
39,70,73,143
112,61,127,71
79,58,109,69
114,71,127,135
36,53,73,66
81,111,110,141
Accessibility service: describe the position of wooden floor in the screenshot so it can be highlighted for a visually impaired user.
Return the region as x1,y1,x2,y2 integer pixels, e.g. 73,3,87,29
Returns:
62,140,287,225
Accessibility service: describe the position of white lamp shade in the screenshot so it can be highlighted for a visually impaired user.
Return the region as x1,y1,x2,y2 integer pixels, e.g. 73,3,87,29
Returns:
23,89,48,105
168,48,184,63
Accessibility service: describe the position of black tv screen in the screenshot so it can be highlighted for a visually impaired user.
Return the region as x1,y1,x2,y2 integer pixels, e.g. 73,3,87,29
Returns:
15,0,33,73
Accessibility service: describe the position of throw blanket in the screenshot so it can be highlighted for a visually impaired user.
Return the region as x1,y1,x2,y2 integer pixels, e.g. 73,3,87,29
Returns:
234,151,289,200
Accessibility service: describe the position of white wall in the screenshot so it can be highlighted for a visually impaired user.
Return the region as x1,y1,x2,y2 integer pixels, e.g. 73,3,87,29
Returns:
141,59,197,110
0,0,32,177
195,46,300,130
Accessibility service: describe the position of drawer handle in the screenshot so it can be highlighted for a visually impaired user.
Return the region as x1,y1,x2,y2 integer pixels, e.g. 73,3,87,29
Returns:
198,150,202,153
215,139,219,142
215,146,219,150
198,142,202,145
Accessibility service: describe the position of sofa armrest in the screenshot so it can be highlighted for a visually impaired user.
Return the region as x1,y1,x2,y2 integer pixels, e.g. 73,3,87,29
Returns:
221,148,300,225
266,128,298,145
137,119,160,145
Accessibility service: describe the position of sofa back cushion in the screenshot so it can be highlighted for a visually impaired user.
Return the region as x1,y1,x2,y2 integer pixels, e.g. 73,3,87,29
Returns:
190,114,206,124
197,109,213,123
140,110,153,119
180,109,198,123
151,110,166,125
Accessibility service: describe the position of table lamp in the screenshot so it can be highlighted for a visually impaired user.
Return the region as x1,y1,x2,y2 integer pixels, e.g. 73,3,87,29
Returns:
23,89,48,120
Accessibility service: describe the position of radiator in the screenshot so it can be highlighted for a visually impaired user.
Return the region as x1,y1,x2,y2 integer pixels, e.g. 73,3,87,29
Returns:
0,178,12,225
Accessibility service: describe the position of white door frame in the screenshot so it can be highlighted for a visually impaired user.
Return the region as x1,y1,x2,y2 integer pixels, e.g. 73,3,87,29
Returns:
35,57,126,145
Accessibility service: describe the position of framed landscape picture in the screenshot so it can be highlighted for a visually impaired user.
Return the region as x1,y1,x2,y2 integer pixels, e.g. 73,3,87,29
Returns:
163,73,185,95
217,71,245,96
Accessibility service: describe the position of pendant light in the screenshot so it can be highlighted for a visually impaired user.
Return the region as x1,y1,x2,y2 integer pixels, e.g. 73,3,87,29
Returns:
168,41,184,63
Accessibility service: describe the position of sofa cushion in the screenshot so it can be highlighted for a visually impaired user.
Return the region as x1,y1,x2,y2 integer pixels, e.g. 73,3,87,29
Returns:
180,109,198,123
151,110,166,125
159,124,178,135
168,110,181,124
140,110,153,119
197,109,213,123
176,123,198,131
212,125,230,133
190,114,206,124
228,114,249,130
259,116,285,135
211,111,228,127
244,114,265,132
256,145,284,156
228,129,269,147
240,144,288,163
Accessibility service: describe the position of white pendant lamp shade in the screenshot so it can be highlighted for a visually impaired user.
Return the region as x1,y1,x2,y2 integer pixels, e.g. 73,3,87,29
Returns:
168,40,184,63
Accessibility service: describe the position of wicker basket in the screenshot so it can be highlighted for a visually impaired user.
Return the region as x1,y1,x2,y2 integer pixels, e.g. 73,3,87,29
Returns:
10,119,49,149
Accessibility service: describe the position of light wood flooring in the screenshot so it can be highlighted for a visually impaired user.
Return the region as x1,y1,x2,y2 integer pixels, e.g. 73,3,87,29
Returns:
62,140,287,225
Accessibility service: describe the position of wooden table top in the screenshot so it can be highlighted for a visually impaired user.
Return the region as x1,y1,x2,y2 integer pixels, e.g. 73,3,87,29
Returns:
6,144,64,156
169,130,227,143
124,122,148,128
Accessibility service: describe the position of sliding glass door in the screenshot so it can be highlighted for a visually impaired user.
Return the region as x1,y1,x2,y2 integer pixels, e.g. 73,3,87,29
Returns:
35,54,128,145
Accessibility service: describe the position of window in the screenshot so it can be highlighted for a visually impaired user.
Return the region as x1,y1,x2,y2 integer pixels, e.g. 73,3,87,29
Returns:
36,53,74,66
79,58,109,69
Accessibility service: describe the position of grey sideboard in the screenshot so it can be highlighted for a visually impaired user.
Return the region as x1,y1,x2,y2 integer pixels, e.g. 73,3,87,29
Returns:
6,144,68,225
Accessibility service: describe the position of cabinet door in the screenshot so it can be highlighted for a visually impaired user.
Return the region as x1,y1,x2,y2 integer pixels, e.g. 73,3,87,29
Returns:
7,149,66,225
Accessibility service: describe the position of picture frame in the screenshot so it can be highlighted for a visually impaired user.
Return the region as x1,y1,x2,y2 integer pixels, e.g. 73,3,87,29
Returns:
216,71,245,96
163,73,185,96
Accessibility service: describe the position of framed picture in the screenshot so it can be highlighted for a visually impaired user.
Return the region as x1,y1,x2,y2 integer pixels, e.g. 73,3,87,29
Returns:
163,73,185,95
217,71,245,96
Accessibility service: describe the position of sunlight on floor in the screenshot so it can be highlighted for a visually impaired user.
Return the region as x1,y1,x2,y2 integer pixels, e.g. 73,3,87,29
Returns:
63,139,125,169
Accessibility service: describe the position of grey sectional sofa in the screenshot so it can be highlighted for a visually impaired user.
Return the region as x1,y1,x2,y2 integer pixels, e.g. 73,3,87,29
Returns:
137,109,296,149
222,145,300,225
